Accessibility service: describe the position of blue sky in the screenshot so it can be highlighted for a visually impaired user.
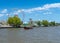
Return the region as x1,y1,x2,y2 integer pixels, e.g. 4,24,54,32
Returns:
0,0,60,23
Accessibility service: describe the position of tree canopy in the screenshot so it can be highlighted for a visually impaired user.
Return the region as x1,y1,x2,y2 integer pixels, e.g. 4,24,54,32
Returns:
36,21,41,26
7,15,22,27
42,20,49,26
49,21,56,26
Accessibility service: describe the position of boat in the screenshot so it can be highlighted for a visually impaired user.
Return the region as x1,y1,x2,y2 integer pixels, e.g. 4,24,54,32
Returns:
24,26,33,30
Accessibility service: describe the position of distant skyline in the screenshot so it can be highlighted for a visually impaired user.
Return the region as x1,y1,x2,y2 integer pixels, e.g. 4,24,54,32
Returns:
0,0,60,23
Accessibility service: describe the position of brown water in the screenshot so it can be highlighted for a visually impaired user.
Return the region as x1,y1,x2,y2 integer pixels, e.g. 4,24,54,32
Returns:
0,26,60,43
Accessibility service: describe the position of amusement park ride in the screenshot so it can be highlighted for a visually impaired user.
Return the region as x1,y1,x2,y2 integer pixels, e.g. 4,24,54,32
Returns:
10,9,33,29
20,10,33,29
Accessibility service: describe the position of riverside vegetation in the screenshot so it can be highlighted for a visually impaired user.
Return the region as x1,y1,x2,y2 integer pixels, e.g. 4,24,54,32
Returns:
7,15,23,27
7,15,60,27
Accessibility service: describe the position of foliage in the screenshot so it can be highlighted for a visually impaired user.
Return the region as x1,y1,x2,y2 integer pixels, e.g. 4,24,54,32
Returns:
7,15,22,27
42,20,49,27
36,21,41,26
49,21,56,26
7,17,13,25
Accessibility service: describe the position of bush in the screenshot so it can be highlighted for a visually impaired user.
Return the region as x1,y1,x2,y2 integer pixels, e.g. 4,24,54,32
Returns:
49,21,55,26
36,21,41,26
42,20,49,27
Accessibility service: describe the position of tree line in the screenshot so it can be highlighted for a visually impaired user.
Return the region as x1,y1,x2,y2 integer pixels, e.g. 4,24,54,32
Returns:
35,20,56,27
7,15,59,27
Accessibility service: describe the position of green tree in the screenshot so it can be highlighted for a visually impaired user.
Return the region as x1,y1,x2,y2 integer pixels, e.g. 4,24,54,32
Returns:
42,20,49,27
36,21,41,26
7,15,22,27
49,21,55,26
7,17,13,25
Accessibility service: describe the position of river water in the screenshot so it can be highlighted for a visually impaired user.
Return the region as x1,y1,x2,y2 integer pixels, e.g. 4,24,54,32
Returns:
0,26,60,43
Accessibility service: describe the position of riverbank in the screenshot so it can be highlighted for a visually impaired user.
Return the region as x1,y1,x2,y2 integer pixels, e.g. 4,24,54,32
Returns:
0,25,60,29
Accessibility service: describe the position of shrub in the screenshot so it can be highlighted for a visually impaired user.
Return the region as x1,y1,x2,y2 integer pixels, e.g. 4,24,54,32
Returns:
42,20,49,27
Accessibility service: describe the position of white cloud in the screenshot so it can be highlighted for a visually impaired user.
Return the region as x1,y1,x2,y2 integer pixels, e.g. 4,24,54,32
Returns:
0,14,4,17
13,12,18,14
43,12,52,14
43,3,60,9
21,3,60,13
1,9,7,13
6,14,10,16
13,10,22,14
17,10,21,13
1,3,60,14
6,14,9,16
